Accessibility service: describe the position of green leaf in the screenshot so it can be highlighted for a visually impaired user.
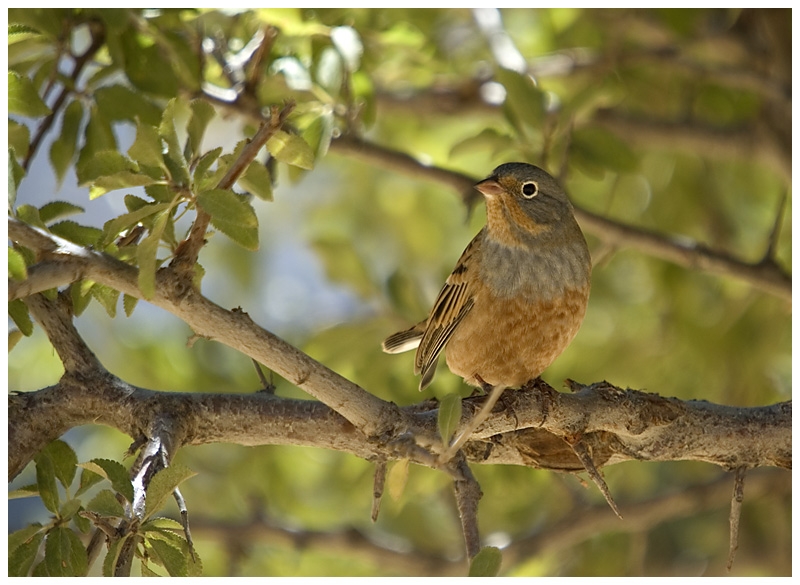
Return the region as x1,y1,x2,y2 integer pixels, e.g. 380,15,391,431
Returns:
8,8,68,39
8,483,39,499
209,215,260,251
9,119,30,157
118,28,179,97
49,100,84,186
266,130,315,170
89,171,158,199
38,201,84,224
571,126,639,174
128,120,165,168
192,146,222,190
437,393,462,446
136,211,169,300
59,498,83,521
143,523,203,577
34,452,60,513
9,148,26,204
76,466,105,497
101,202,170,246
9,298,34,336
468,546,503,577
186,99,216,161
145,183,174,203
238,161,273,201
37,439,78,490
94,84,162,126
148,537,187,577
159,98,190,186
8,527,44,576
91,283,120,318
48,221,102,246
44,527,88,576
301,111,334,159
78,459,134,503
197,188,259,227
495,67,546,132
123,294,138,317
86,488,125,517
9,523,44,554
9,247,28,281
102,534,130,577
141,516,184,535
15,203,46,229
124,193,150,213
70,280,93,317
8,71,51,117
77,106,117,172
76,149,138,186
143,463,197,521
387,458,409,501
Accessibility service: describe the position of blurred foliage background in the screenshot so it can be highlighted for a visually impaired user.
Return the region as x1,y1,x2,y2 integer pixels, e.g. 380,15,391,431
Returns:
8,7,791,576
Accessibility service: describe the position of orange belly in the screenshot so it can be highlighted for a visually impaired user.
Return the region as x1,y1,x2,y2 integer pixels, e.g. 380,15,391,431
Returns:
444,285,589,388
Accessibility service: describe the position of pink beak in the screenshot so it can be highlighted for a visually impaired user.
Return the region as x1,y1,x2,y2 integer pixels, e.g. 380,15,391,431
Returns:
475,177,504,198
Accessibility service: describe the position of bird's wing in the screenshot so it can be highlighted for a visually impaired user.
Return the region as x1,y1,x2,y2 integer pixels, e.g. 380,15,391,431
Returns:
415,230,482,389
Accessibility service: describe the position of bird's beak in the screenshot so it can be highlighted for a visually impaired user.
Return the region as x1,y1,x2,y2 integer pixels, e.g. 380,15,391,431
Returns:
475,177,504,199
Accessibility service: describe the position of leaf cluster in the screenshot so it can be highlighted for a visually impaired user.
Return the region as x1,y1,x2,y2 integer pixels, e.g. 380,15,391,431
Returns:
8,440,198,577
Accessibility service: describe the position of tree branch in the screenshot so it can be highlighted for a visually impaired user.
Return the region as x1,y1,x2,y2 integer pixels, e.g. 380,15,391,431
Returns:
23,19,106,171
8,220,791,482
9,219,405,449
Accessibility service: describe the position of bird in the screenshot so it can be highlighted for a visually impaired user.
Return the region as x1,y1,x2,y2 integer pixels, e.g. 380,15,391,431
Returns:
382,162,591,392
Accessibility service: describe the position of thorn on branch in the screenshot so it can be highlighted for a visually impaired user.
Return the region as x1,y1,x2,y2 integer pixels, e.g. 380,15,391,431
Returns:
371,461,387,522
727,466,747,571
567,435,623,519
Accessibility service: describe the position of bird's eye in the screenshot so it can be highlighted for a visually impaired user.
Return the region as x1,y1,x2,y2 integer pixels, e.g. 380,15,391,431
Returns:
521,181,539,198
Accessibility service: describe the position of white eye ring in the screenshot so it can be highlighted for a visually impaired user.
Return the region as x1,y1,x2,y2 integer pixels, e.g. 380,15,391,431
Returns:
521,181,539,198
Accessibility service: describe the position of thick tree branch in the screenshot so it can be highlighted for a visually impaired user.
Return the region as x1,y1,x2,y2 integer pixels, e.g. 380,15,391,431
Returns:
8,219,405,448
9,368,790,481
8,219,791,482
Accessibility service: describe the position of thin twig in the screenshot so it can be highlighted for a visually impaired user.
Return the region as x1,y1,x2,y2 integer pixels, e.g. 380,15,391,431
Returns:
24,20,106,171
171,101,295,276
452,453,483,561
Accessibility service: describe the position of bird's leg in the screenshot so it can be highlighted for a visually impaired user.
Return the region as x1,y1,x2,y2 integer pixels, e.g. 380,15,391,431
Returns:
440,377,507,464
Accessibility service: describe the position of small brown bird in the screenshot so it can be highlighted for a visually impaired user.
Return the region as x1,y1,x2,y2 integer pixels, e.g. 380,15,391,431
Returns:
382,163,591,391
